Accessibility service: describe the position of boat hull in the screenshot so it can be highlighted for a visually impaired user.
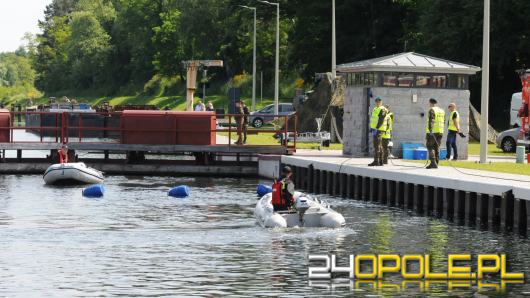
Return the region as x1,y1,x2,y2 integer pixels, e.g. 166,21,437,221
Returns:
43,163,104,185
254,192,345,228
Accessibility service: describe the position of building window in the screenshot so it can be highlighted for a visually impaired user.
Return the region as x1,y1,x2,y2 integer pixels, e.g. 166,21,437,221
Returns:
416,75,431,87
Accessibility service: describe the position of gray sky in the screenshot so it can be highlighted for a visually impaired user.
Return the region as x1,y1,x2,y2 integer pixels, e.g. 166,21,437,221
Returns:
0,0,52,53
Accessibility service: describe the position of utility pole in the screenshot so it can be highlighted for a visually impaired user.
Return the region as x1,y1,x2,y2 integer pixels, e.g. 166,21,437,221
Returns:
480,0,490,163
240,5,257,111
258,1,280,116
332,0,336,80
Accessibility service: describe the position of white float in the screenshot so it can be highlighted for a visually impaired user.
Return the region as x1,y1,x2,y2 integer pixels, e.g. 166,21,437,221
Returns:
43,163,104,185
254,191,345,228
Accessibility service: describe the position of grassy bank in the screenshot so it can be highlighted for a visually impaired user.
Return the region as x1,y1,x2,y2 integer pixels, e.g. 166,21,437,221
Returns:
467,141,515,156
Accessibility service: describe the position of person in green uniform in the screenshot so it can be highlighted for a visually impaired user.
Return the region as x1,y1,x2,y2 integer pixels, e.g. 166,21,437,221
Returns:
381,105,394,165
425,98,445,169
369,97,388,167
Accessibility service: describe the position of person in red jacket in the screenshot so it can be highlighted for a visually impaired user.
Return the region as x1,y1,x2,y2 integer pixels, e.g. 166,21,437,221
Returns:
272,166,295,211
58,144,68,164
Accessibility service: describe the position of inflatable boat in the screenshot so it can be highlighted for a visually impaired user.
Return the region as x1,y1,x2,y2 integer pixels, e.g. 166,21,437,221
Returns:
43,163,104,185
254,191,345,228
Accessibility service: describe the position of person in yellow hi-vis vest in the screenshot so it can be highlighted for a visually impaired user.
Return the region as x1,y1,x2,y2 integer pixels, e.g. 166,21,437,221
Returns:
369,97,388,166
382,105,394,164
446,103,461,160
425,98,445,169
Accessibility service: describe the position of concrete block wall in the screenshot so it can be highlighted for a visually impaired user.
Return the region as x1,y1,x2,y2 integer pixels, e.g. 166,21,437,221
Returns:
343,87,470,159
343,87,367,156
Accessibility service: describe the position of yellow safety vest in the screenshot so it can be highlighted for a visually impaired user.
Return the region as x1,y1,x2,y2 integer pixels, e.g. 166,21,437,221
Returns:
425,107,445,134
382,112,393,139
448,110,459,132
370,106,388,131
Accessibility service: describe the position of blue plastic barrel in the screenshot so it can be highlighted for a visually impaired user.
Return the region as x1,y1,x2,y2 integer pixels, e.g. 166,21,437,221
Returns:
439,148,447,160
257,184,272,197
168,185,190,198
413,147,428,160
82,184,105,198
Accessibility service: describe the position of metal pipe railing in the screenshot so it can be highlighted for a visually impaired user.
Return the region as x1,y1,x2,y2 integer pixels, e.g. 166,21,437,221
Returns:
0,111,297,151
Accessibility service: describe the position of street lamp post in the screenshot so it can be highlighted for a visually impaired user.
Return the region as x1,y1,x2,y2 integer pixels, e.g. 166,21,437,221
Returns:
240,5,257,112
332,0,336,80
480,0,490,163
258,0,280,116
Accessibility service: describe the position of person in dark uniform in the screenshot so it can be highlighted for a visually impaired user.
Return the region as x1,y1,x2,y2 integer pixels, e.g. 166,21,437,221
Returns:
242,101,250,144
425,98,445,169
368,97,388,166
234,101,244,145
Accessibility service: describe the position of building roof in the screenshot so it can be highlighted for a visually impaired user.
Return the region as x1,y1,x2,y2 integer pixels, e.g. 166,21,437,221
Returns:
337,52,481,75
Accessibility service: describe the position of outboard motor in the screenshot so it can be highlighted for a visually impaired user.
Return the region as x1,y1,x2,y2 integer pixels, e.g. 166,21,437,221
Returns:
295,196,311,225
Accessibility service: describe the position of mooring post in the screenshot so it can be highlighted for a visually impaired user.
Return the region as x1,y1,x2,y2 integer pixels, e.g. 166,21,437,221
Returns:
361,177,368,200
442,188,454,220
413,184,423,214
378,179,386,204
346,175,353,198
369,178,376,202
500,192,514,230
386,180,394,206
332,172,339,196
326,171,333,196
464,192,476,225
307,165,314,192
320,170,326,194
476,194,488,227
396,182,403,207
453,190,465,223
433,187,444,217
341,173,348,198
513,198,526,233
353,176,361,200
404,183,413,210
525,201,530,235
313,169,320,194
423,186,433,215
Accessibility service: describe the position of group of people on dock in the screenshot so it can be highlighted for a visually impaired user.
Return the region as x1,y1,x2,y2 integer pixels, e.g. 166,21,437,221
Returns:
195,99,250,145
369,96,464,169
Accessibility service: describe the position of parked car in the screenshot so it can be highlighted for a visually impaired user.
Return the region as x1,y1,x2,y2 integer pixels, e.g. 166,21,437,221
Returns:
249,103,295,128
496,127,520,152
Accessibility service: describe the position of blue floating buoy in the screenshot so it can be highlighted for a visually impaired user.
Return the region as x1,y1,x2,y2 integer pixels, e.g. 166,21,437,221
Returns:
168,185,190,198
82,184,105,198
257,184,272,197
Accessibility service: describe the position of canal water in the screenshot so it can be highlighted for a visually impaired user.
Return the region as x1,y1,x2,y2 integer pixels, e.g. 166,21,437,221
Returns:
0,175,528,297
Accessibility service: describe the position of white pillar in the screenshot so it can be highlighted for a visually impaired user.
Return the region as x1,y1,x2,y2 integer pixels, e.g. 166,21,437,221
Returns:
479,0,490,163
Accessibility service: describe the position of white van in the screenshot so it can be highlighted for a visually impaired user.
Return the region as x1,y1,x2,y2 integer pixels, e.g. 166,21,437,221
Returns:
511,92,522,127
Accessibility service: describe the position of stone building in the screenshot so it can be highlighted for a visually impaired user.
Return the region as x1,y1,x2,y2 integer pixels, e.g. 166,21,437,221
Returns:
338,52,480,159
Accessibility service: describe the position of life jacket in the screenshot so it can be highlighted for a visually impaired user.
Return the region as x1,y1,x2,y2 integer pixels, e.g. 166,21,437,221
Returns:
58,150,67,164
370,106,388,131
448,110,460,132
425,107,445,134
271,181,283,207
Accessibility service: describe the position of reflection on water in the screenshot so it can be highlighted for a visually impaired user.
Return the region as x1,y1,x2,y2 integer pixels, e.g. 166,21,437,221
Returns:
0,175,528,296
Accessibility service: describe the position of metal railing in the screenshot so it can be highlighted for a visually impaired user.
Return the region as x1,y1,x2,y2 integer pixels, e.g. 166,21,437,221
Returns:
0,111,297,151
